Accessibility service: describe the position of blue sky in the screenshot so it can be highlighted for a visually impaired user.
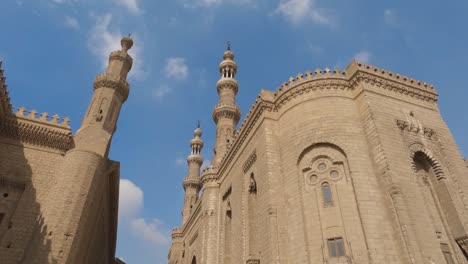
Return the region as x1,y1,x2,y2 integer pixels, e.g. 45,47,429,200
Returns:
2,0,468,263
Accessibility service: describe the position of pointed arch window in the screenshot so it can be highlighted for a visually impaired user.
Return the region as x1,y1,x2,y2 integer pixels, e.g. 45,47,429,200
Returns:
191,256,196,264
322,182,333,207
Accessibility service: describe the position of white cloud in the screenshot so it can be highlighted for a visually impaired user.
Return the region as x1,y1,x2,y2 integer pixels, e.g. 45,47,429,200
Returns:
119,179,144,219
384,9,398,27
354,51,372,63
130,218,170,245
119,179,170,246
116,0,141,15
152,85,172,98
274,0,334,26
64,15,80,30
87,13,146,80
164,57,189,80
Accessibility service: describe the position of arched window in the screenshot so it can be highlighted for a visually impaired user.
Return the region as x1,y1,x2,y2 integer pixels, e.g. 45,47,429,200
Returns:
191,256,196,264
322,182,333,207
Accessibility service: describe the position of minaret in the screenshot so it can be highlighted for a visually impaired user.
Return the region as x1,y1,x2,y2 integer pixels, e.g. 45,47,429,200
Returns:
26,36,135,263
74,35,134,156
182,124,204,225
212,42,241,166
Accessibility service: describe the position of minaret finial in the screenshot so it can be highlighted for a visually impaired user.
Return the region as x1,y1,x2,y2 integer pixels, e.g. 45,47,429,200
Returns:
197,120,200,129
121,35,134,52
227,41,231,51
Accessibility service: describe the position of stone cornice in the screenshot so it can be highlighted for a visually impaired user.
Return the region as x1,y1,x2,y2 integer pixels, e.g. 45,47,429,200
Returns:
0,114,73,152
93,74,130,101
347,61,438,103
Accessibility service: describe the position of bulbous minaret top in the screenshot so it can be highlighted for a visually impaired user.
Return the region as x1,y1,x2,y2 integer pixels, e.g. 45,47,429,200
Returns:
211,42,241,166
182,123,204,225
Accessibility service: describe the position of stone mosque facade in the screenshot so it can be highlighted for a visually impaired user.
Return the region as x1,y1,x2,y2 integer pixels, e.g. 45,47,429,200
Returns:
0,37,134,263
169,46,468,264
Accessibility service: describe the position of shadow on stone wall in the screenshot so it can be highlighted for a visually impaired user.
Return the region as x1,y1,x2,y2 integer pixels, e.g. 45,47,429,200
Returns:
0,115,57,263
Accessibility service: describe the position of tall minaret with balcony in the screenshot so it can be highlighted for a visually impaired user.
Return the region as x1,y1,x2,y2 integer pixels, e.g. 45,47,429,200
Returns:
212,43,241,166
182,124,204,225
74,35,134,156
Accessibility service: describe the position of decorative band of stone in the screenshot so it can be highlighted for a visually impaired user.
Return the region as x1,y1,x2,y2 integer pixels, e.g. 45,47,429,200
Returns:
354,72,438,103
396,119,436,139
93,74,130,101
171,228,183,239
201,167,218,185
242,150,257,173
246,259,260,264
183,178,201,190
109,51,133,69
0,117,73,152
216,78,239,94
212,103,241,123
187,155,203,165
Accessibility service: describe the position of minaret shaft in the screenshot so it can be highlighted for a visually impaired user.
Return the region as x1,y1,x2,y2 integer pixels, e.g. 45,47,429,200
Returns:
182,127,204,225
212,46,240,166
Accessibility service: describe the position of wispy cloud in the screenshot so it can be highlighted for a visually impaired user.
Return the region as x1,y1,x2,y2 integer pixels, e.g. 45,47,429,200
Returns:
273,0,335,26
119,179,170,246
164,57,189,80
152,84,171,98
64,15,80,30
116,0,141,15
130,218,170,245
175,156,186,167
384,9,398,27
87,13,146,80
354,51,372,63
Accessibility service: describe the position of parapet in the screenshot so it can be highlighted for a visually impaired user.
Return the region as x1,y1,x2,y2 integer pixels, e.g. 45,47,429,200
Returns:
0,106,73,152
15,107,71,128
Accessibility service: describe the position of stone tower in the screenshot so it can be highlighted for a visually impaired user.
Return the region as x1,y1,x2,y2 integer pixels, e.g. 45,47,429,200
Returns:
0,36,133,263
169,46,468,264
212,43,241,166
182,124,204,225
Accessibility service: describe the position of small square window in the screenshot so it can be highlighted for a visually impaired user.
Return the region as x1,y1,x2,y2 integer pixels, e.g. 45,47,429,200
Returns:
0,213,4,225
328,237,345,257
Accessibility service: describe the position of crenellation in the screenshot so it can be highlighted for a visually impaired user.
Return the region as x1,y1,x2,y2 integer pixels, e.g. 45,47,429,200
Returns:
14,107,71,128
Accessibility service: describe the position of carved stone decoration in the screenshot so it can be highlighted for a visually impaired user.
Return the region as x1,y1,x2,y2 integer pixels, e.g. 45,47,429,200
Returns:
396,119,436,140
246,258,260,264
0,116,73,152
455,235,468,256
243,150,257,173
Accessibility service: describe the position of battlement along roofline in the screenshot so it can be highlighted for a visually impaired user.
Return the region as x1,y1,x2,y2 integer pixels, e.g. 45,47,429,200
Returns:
215,60,440,180
0,107,73,152
0,61,14,116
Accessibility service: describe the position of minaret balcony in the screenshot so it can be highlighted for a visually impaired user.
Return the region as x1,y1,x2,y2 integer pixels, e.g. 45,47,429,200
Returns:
212,103,241,123
93,73,130,101
187,155,203,165
216,78,239,94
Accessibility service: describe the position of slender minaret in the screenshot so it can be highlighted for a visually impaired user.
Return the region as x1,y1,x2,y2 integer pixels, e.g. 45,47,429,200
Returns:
212,42,241,166
74,35,134,156
182,123,204,225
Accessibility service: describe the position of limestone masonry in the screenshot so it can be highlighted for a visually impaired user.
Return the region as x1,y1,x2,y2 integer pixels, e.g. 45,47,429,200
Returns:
169,46,468,264
0,36,134,263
